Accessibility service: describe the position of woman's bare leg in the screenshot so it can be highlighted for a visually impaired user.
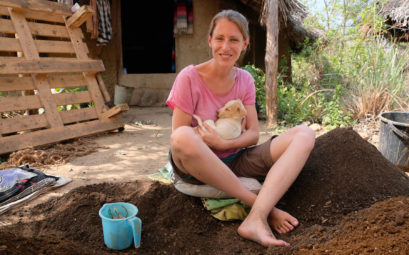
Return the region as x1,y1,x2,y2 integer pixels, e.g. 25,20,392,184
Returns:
171,126,258,205
238,125,315,247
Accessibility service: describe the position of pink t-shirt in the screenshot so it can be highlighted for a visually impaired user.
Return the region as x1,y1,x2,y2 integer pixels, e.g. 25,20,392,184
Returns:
167,65,256,158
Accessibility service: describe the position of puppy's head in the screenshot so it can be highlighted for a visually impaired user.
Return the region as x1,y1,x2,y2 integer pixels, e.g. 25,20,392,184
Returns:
218,99,247,119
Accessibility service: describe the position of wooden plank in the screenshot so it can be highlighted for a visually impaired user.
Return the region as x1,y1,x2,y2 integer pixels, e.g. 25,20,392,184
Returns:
1,114,48,134
0,0,72,16
32,74,64,127
9,9,63,128
66,22,106,115
0,19,69,38
35,39,75,54
0,94,42,111
0,18,14,34
65,22,89,58
53,90,91,106
0,7,65,23
59,107,97,124
29,22,69,38
96,73,111,102
82,73,106,116
0,118,124,155
9,8,39,60
0,37,22,52
0,76,34,91
47,74,87,88
101,104,129,119
0,58,105,74
66,5,94,28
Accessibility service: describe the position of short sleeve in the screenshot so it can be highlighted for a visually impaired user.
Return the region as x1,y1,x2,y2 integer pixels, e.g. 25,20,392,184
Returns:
240,69,256,106
166,67,195,115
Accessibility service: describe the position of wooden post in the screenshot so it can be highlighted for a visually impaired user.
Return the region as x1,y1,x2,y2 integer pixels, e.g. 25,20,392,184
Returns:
264,0,279,126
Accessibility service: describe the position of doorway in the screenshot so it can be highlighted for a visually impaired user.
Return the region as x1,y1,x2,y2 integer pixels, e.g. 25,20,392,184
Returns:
121,1,175,74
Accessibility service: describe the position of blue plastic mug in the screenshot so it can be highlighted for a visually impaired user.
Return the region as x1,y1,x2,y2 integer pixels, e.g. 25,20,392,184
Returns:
99,202,142,250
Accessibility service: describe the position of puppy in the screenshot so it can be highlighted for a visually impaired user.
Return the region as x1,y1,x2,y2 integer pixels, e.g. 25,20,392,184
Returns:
193,99,247,140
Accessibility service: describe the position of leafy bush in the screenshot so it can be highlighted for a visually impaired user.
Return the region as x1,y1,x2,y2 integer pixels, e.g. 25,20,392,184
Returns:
242,65,266,115
243,63,355,128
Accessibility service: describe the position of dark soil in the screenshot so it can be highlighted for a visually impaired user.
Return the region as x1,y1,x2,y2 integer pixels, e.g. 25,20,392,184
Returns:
1,128,408,254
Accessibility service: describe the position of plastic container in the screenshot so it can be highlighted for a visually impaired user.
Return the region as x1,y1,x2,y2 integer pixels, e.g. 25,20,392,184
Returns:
379,112,409,167
114,85,133,105
99,202,142,250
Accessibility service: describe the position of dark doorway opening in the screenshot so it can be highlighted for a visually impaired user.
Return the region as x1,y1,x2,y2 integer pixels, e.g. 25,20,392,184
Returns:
121,1,175,74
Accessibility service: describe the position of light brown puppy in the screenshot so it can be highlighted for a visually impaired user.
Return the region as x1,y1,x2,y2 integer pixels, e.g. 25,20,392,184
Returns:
193,99,247,140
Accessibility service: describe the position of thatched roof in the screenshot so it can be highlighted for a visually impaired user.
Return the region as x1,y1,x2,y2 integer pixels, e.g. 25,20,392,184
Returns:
379,0,409,41
239,0,324,51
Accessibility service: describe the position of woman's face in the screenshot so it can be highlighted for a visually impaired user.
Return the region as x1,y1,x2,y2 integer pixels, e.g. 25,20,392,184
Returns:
208,18,249,67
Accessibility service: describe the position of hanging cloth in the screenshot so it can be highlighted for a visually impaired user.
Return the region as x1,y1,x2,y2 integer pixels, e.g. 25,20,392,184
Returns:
96,0,112,45
173,0,193,35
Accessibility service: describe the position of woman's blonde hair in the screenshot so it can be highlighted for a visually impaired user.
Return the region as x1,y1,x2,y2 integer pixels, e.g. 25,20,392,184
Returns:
208,10,250,43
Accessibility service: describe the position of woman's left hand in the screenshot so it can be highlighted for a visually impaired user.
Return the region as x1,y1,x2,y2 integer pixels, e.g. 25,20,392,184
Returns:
197,122,226,150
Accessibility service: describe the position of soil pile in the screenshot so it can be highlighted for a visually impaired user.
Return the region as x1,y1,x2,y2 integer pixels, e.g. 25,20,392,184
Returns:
279,127,409,224
0,128,408,254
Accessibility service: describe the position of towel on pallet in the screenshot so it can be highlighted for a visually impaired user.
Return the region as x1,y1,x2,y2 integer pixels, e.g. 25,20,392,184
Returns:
149,162,260,221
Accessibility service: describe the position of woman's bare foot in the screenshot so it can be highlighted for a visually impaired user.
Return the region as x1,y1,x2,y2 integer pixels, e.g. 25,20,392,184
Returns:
238,213,290,247
269,207,299,234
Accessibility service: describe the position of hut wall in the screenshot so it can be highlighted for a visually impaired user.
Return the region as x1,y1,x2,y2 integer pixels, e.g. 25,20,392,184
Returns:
84,0,266,106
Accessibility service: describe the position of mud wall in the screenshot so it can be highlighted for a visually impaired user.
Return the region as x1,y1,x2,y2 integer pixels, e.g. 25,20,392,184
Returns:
85,0,265,106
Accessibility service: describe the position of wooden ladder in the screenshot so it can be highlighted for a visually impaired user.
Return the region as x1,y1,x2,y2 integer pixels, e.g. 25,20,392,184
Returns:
0,0,127,155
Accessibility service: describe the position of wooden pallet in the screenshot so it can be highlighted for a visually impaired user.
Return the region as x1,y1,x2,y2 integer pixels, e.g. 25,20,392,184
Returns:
0,0,127,155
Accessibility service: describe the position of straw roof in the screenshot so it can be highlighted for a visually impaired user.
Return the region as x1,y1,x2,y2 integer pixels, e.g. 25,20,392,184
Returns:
379,0,409,41
239,0,323,51
380,0,409,27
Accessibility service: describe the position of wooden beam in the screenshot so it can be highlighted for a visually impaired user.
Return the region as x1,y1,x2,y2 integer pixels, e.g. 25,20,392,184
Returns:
0,6,65,23
9,9,64,128
29,21,69,38
47,74,87,89
1,114,48,134
53,90,91,106
35,39,75,54
66,5,94,28
101,104,129,119
0,118,124,155
0,94,42,112
0,0,72,16
0,58,105,74
59,107,97,124
0,19,69,38
264,0,279,126
96,73,111,102
0,76,34,91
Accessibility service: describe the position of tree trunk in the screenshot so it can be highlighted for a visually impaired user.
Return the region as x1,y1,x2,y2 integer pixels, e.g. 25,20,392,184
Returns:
264,0,279,126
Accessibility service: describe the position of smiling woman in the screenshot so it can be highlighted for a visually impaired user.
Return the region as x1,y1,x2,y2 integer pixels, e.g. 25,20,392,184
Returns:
165,9,316,248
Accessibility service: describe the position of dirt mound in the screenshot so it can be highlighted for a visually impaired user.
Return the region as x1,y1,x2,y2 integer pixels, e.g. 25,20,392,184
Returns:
0,128,408,254
279,128,409,224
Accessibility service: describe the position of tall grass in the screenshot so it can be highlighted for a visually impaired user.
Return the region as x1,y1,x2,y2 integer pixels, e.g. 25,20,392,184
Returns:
345,41,409,118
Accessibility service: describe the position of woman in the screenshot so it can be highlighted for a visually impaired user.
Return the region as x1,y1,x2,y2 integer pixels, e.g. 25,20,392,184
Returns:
167,10,315,247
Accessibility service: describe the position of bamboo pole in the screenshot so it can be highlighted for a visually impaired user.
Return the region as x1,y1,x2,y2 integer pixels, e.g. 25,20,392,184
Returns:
264,0,279,126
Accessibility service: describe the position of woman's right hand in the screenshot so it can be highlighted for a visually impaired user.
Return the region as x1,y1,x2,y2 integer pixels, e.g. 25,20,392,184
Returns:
196,122,227,150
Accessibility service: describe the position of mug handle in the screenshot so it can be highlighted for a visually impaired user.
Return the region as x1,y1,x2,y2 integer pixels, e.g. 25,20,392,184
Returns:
129,217,142,248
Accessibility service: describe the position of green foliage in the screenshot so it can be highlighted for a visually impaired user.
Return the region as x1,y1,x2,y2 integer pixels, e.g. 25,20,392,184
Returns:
243,62,355,128
241,65,266,114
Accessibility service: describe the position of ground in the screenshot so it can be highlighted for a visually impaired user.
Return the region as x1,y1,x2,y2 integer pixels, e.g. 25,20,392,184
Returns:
0,107,408,254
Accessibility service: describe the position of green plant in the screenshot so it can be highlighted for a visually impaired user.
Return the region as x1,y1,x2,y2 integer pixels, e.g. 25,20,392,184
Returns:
241,65,266,114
